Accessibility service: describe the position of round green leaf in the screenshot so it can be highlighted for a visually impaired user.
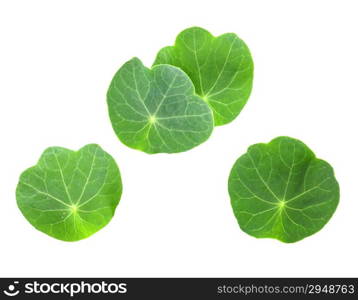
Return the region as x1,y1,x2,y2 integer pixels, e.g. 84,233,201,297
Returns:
153,26,254,126
228,137,339,243
107,57,214,154
16,144,122,242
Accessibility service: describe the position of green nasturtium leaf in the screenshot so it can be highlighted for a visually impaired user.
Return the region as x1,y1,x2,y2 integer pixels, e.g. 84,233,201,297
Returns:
153,26,254,126
228,137,339,243
16,144,122,242
107,57,214,154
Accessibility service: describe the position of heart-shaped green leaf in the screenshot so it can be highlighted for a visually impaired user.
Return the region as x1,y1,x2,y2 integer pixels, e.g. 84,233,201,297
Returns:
153,27,254,126
16,144,122,242
107,57,214,154
228,137,339,243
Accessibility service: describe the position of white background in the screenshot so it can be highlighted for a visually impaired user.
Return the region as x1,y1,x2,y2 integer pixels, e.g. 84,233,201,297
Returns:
0,0,357,277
